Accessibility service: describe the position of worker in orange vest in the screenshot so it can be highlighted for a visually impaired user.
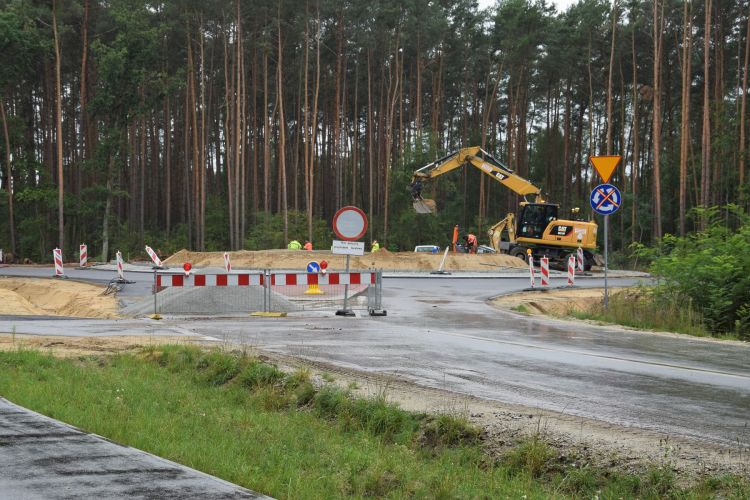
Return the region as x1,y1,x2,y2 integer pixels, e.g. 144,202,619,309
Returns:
303,240,313,251
464,234,478,254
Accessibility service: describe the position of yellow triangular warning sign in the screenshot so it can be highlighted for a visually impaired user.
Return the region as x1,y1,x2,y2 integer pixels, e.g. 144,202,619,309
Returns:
589,156,621,184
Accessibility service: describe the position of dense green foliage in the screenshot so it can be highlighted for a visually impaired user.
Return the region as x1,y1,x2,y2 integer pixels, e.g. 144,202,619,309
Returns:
649,208,750,338
1,345,748,498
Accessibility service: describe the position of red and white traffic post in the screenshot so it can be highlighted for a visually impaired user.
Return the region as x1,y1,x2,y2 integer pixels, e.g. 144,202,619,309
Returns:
527,255,535,288
540,257,550,288
567,254,576,287
116,251,126,281
145,245,163,268
79,243,87,267
223,252,231,273
53,248,64,277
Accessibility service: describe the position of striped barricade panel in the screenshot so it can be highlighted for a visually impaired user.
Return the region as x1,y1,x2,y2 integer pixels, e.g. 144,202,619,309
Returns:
269,272,376,286
156,273,264,287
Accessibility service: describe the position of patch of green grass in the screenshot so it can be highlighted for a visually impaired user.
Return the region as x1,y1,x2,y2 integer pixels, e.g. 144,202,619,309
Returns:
512,304,530,314
0,346,747,499
568,288,724,339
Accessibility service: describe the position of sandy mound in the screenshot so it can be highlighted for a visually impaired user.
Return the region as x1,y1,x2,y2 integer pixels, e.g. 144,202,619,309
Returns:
164,248,526,272
0,277,120,319
491,288,625,316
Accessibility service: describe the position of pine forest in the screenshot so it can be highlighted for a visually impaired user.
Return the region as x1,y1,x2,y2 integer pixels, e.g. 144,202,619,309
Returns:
1,0,749,260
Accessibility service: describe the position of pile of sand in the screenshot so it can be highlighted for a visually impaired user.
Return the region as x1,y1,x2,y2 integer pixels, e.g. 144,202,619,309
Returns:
0,277,120,319
164,248,526,272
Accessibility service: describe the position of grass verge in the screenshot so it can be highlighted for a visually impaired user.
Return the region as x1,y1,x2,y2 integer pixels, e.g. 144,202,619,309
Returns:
0,345,747,499
567,288,727,339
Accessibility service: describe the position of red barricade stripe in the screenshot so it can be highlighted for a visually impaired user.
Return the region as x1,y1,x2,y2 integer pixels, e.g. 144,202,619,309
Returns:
216,274,228,286
350,273,361,285
238,274,249,286
308,273,318,285
285,274,296,286
328,273,339,285
194,275,206,287
173,274,184,287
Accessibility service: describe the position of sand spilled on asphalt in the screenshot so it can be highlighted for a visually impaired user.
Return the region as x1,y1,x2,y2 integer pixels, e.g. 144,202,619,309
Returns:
164,248,526,271
0,277,120,319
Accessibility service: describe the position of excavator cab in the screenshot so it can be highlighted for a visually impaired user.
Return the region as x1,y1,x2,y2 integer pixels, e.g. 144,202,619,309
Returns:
517,203,558,240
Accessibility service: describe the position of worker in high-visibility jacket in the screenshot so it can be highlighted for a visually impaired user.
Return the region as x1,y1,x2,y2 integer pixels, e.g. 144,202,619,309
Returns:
371,240,380,253
287,240,302,250
303,240,313,251
464,234,478,254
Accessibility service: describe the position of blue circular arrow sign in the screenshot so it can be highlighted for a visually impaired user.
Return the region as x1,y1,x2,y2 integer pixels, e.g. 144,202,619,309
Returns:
306,261,321,273
590,183,622,215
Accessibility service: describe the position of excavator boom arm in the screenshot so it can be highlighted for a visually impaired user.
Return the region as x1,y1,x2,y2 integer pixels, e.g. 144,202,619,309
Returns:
411,146,543,201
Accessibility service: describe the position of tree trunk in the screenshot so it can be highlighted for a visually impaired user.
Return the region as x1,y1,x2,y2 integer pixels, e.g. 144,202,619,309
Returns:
652,0,664,240
277,4,288,244
679,0,692,235
52,0,64,253
739,3,750,191
631,21,639,243
606,0,618,155
701,0,712,216
308,13,321,242
0,99,15,257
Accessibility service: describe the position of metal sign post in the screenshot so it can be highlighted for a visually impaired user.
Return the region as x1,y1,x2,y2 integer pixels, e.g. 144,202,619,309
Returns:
590,183,621,309
332,206,368,317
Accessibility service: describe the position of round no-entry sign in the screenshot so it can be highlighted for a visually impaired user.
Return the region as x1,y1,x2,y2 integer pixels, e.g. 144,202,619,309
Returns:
332,206,368,241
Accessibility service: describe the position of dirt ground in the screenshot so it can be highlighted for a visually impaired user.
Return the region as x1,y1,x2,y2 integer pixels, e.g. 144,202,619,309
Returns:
490,287,615,316
0,277,120,319
0,332,745,481
164,248,527,272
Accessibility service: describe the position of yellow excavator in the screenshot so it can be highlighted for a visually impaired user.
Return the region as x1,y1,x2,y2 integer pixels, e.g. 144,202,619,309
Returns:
410,146,598,269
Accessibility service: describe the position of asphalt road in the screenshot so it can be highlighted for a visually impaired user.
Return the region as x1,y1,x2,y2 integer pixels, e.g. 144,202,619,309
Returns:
1,266,748,450
0,398,266,499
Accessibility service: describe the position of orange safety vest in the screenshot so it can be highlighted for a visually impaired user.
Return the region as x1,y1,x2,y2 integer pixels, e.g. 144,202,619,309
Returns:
467,234,477,245
303,241,313,251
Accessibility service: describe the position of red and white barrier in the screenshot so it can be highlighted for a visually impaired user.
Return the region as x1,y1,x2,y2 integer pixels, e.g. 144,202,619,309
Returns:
223,252,231,273
576,247,584,273
155,271,376,288
116,251,125,281
53,248,64,277
271,272,376,286
567,255,576,286
145,245,162,267
540,257,550,287
157,273,264,287
528,256,535,288
79,243,87,267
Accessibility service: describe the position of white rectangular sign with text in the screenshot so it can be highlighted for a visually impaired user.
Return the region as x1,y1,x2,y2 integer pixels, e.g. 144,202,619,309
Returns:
331,240,365,256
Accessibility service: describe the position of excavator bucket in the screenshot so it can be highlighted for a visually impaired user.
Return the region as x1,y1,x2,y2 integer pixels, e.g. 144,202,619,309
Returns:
413,198,437,214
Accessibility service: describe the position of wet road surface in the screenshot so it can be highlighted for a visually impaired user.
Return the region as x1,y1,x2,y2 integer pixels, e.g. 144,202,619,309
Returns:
1,266,748,449
0,398,266,499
